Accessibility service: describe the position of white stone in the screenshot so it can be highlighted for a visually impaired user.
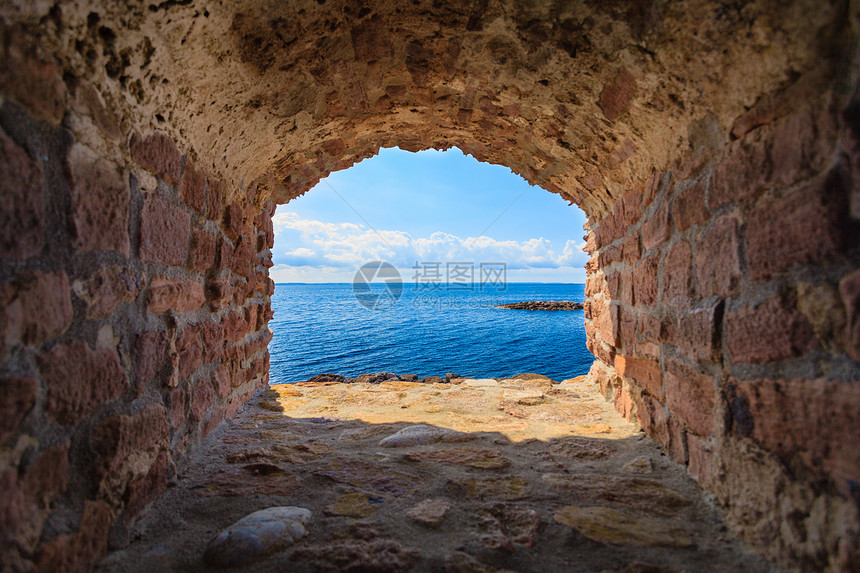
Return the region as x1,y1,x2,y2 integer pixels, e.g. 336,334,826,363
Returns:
378,424,469,447
203,506,311,567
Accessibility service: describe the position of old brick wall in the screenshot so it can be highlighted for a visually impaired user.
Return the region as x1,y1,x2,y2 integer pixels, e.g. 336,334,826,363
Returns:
584,71,860,570
1,0,859,571
0,99,273,570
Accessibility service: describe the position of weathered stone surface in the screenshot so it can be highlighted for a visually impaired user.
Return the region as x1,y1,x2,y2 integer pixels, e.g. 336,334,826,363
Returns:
130,132,181,186
0,131,44,259
179,161,206,213
147,276,205,314
203,506,310,567
378,424,470,447
188,227,216,273
459,476,530,501
0,377,39,439
695,216,740,298
72,265,139,319
405,448,510,469
406,498,451,528
67,144,129,255
34,499,112,573
547,437,616,461
600,69,636,122
443,551,516,573
663,359,715,437
554,506,695,547
292,538,421,572
1,270,72,349
840,269,860,361
38,341,126,425
325,492,378,518
474,503,539,549
725,294,815,364
543,474,692,516
139,194,191,266
316,458,424,496
134,330,167,390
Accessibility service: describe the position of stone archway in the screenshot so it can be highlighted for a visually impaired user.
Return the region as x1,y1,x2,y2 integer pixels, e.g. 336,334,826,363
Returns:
0,0,858,570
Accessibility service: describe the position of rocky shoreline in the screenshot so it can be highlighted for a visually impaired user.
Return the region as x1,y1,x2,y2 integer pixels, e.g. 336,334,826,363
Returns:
494,300,583,311
300,371,560,386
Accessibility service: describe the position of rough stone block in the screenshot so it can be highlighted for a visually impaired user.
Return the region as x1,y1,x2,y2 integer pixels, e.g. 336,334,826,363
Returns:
600,69,636,122
0,377,39,439
746,172,849,280
188,228,217,273
840,269,860,361
674,297,723,362
38,341,126,425
168,387,187,430
223,202,247,242
67,144,130,255
725,294,815,364
34,500,112,573
140,194,191,266
633,392,684,462
72,265,139,319
661,240,692,308
664,358,715,437
91,403,169,482
708,133,770,208
191,380,216,421
0,132,44,259
134,331,167,391
1,271,73,350
206,178,224,223
179,162,206,213
632,253,658,307
695,216,740,298
123,449,168,522
130,132,182,186
620,356,662,398
176,325,203,382
205,278,234,311
672,179,709,232
641,203,670,251
147,277,205,314
728,378,860,483
621,233,640,264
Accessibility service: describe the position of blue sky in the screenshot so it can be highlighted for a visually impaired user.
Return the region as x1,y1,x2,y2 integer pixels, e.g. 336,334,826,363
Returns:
270,147,588,283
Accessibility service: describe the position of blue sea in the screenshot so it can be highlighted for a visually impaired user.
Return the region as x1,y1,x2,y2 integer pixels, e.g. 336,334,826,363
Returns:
268,283,592,385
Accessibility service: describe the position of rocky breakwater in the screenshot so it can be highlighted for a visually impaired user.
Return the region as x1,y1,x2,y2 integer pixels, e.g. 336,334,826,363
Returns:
495,301,584,311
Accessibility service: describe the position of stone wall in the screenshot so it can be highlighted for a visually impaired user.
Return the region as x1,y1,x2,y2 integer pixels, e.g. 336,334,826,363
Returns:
0,101,273,570
584,74,860,569
1,0,859,571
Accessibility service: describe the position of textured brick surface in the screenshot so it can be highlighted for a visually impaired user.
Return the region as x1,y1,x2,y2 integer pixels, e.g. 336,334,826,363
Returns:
130,132,182,185
147,277,205,314
1,271,73,349
664,359,715,437
0,132,44,259
695,217,740,298
140,194,191,266
726,295,815,365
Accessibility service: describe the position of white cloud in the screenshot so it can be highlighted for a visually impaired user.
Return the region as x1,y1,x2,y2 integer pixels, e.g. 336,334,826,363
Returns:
270,211,588,282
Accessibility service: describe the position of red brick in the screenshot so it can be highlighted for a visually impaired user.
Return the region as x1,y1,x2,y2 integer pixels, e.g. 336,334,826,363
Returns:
0,28,66,123
91,403,169,490
672,180,709,232
620,308,636,348
0,377,38,439
134,331,167,391
140,194,190,266
771,101,836,188
633,392,684,462
130,132,181,186
123,449,168,522
215,235,235,271
585,256,598,274
35,500,112,573
0,132,44,259
674,298,722,363
708,132,770,208
212,366,231,399
147,277,205,314
641,202,670,251
686,434,714,485
72,265,139,319
1,270,72,349
620,356,662,397
584,274,603,298
205,277,234,311
621,233,640,264
598,243,622,267
728,378,860,483
600,69,636,122
188,228,216,274
168,387,187,430
232,235,256,279
223,310,250,343
746,173,850,280
67,144,130,255
661,240,692,308
176,325,203,382
1,442,70,555
201,320,225,363
632,253,658,306
38,342,127,425
223,201,248,241
725,294,815,364
179,162,206,213
636,312,661,344
255,208,275,249
664,358,715,437
201,405,225,438
840,269,860,361
206,178,224,222
191,379,216,421
695,216,740,298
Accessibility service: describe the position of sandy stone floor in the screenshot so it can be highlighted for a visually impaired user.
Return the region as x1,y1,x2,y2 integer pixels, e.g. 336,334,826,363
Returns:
97,376,776,572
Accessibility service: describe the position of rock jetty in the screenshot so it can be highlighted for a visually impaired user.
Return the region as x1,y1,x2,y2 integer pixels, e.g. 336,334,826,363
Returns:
495,301,583,311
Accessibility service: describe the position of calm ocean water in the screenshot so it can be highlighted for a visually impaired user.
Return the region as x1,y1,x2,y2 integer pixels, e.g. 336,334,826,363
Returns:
268,283,593,384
